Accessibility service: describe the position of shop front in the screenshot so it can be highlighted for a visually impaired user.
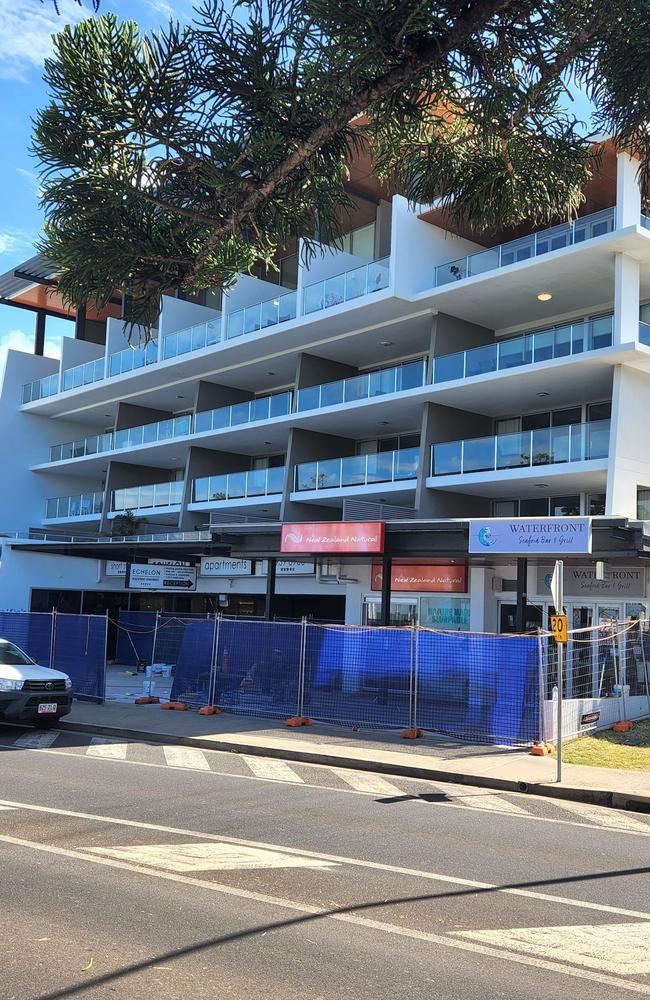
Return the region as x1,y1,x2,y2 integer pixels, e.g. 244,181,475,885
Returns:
362,560,470,627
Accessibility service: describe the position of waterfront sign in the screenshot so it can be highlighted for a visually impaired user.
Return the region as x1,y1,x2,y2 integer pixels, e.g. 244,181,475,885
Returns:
469,518,592,554
281,522,384,554
127,563,197,591
538,564,645,598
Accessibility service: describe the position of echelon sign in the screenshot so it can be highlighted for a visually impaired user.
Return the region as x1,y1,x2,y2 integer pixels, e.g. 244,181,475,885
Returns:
127,563,197,591
550,614,568,644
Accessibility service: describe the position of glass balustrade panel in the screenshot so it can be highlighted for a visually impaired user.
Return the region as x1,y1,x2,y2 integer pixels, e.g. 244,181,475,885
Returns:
466,344,498,378
587,419,610,459
163,334,177,360
303,282,325,314
227,472,247,498
343,374,368,402
463,437,496,473
245,469,266,496
297,386,319,411
297,462,318,490
435,258,468,285
532,328,555,362
266,466,285,493
432,441,462,475
398,359,426,390
345,266,367,301
395,447,419,479
367,369,393,398
209,476,228,501
278,291,297,323
467,247,500,276
590,316,613,350
323,273,346,309
194,411,212,433
366,452,394,483
433,351,464,383
497,431,530,469
269,392,291,418
320,380,345,407
499,334,532,370
230,401,250,426
227,311,245,339
260,299,279,329
244,304,262,335
341,455,366,486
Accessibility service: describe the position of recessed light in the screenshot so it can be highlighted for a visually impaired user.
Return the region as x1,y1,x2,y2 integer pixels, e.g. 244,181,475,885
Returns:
536,391,550,397
380,341,394,347
176,394,184,399
536,483,549,488
537,292,553,302
104,413,112,418
265,371,276,376
379,421,390,425
263,441,272,446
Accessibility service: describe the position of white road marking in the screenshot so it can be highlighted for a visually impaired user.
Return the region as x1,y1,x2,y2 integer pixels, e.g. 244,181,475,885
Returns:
549,798,650,834
0,797,648,922
86,737,128,760
13,731,58,749
242,755,304,783
1,832,649,995
450,791,528,815
87,842,339,872
1,735,649,838
333,769,403,796
454,922,650,976
163,746,211,771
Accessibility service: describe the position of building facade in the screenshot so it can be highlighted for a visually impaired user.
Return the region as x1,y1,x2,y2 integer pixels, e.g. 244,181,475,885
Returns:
1,145,650,639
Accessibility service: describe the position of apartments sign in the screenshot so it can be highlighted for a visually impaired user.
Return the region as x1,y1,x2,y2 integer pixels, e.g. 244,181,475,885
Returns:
281,522,384,554
469,518,592,555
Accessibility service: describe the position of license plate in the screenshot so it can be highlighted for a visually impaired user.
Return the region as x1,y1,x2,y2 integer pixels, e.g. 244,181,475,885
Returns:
37,703,58,714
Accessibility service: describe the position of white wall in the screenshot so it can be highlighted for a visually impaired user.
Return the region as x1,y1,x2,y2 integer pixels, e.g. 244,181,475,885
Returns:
607,364,650,516
0,351,106,533
392,195,485,296
223,274,291,313
59,337,105,378
105,317,152,357
157,295,221,340
299,240,367,286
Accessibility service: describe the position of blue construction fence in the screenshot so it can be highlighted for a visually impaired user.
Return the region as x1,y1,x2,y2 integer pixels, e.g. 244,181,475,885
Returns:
156,616,541,746
0,611,106,703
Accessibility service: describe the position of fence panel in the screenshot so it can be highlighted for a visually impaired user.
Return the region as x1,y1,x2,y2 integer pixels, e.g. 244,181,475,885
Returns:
303,624,414,729
0,611,53,667
167,617,216,708
53,613,107,702
416,630,541,745
210,619,302,719
115,611,157,666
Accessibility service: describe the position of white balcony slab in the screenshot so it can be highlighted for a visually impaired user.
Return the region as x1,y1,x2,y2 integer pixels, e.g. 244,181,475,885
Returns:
426,460,608,497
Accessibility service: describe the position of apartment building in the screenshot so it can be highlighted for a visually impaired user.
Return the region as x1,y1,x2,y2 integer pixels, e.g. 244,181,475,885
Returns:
1,142,650,636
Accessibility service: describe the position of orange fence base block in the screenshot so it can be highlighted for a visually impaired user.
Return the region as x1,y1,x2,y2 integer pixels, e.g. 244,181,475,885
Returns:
530,742,552,756
134,696,159,705
160,702,174,710
285,716,303,727
613,720,634,732
170,701,189,711
401,728,424,739
198,705,223,716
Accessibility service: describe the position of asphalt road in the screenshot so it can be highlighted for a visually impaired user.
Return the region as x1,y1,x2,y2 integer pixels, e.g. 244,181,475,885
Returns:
0,722,648,1000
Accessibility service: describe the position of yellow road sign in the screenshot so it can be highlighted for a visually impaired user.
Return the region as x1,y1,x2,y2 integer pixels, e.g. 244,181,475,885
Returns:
550,614,568,644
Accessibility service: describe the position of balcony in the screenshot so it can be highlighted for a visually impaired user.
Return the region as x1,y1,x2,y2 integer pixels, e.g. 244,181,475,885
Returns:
640,321,650,346
434,208,615,287
162,319,220,361
49,432,113,463
194,392,292,434
296,359,426,412
303,257,390,315
108,341,157,377
193,466,285,503
227,291,297,340
114,415,192,450
111,480,184,512
22,373,59,404
45,491,103,520
431,420,610,477
433,315,614,383
61,357,105,392
295,446,419,492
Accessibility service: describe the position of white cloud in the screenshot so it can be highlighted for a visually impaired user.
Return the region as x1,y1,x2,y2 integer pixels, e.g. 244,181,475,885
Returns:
0,227,36,262
0,0,88,81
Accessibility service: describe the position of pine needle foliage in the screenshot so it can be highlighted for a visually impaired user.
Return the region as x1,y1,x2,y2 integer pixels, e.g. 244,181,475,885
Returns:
33,0,650,336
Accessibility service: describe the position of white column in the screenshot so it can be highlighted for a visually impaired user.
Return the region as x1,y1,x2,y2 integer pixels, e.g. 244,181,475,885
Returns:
469,565,486,631
606,365,650,516
613,252,640,346
616,152,642,229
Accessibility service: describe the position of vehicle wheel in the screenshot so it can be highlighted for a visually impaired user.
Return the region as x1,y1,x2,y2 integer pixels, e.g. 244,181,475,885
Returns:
32,717,60,729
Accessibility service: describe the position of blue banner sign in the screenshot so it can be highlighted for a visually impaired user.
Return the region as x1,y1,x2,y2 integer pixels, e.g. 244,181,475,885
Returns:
469,518,592,554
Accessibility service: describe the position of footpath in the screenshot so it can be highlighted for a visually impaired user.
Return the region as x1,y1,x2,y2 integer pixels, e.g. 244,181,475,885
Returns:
62,701,650,813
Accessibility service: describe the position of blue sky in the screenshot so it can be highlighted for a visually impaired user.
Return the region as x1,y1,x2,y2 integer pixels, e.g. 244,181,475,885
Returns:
0,0,195,370
0,1,596,375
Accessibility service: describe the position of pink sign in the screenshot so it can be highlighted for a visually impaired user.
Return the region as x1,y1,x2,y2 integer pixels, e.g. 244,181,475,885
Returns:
281,522,385,554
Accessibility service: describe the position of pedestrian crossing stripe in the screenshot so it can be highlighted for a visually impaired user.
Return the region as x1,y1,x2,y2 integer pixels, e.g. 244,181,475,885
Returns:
86,737,128,759
545,797,650,834
86,841,340,872
163,747,211,771
241,756,305,783
454,922,650,975
334,770,403,796
14,731,59,749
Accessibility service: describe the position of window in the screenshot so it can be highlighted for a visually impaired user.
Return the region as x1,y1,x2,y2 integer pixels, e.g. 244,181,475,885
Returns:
0,640,34,666
588,493,606,515
492,499,519,516
336,222,376,261
550,495,580,516
251,254,299,290
637,487,650,520
519,497,549,516
587,401,611,421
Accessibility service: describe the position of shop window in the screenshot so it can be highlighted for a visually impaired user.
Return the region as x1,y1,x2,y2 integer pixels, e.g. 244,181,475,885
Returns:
492,499,519,516
588,493,606,515
550,494,580,516
419,596,470,630
30,589,82,614
637,487,650,519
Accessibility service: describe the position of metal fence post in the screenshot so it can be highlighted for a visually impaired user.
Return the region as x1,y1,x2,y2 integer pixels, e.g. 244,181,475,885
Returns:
49,607,57,670
297,616,307,718
101,609,109,703
537,628,546,743
617,626,628,723
642,623,650,718
208,612,221,707
408,625,416,730
412,624,420,732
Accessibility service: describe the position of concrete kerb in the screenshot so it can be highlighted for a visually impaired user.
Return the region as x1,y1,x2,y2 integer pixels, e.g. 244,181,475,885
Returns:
55,719,650,816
